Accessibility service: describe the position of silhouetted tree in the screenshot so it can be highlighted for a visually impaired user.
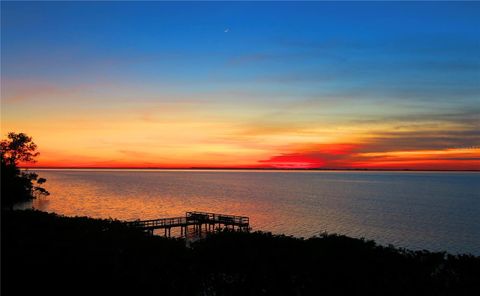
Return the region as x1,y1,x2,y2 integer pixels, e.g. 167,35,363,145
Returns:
1,132,49,208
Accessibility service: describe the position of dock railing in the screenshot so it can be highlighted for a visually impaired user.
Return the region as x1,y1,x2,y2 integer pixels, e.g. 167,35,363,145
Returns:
186,211,249,226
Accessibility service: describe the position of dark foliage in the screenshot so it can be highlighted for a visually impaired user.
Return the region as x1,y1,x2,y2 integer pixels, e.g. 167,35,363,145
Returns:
1,132,49,208
2,210,480,296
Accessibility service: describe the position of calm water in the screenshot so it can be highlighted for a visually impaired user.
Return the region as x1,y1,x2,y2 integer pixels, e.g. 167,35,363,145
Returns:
25,169,480,254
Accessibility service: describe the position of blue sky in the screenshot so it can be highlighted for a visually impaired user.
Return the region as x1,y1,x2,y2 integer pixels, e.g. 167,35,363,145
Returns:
3,1,479,89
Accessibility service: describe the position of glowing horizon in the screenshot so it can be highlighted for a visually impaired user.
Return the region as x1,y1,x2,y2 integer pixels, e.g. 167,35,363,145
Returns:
2,2,479,170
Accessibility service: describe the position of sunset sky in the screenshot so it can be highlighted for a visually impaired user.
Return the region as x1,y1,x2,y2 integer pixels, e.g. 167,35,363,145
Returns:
2,1,479,170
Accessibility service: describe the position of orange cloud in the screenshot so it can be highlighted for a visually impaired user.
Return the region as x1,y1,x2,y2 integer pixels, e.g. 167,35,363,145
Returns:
258,143,479,170
353,147,480,170
259,144,359,169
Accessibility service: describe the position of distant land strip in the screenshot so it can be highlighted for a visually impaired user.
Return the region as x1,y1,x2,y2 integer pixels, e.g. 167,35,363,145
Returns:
21,167,480,172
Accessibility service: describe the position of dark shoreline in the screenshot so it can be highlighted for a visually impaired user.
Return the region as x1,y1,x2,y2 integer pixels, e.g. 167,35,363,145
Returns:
2,209,480,295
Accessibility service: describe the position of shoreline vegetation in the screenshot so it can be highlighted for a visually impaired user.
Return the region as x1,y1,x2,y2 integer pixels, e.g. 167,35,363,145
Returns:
3,209,479,295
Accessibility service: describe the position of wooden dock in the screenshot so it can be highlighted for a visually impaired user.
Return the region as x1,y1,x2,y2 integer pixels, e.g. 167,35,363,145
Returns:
125,211,250,237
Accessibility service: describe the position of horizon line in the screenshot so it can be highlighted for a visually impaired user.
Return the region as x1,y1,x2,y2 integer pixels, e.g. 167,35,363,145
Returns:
20,166,480,172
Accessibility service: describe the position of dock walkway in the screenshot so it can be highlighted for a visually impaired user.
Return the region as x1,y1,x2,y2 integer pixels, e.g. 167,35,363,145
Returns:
126,211,250,236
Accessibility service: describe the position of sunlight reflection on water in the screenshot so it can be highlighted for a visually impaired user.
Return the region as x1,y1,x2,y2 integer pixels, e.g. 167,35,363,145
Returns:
25,169,480,254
